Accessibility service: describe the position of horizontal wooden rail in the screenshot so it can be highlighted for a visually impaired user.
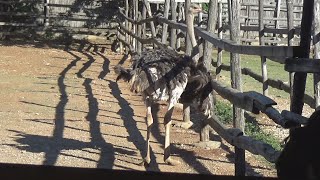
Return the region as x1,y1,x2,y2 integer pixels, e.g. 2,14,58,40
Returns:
285,58,320,73
118,23,170,50
210,79,306,127
156,16,297,58
118,8,158,26
118,9,298,58
204,116,280,163
118,12,311,125
213,61,315,109
0,0,42,4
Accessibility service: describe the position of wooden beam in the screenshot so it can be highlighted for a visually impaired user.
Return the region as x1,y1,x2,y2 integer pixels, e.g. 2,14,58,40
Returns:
228,0,245,175
203,0,218,70
285,58,320,73
204,116,281,163
313,0,320,109
157,17,296,57
290,0,314,115
147,0,210,2
161,0,171,43
259,0,268,96
170,0,177,49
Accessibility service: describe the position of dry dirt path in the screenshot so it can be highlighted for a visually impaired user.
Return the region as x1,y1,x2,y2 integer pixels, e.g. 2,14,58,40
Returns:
0,41,276,177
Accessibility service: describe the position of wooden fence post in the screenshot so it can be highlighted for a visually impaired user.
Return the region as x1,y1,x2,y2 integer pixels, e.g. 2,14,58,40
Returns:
170,0,177,49
286,0,295,104
128,0,133,49
313,0,320,109
274,0,282,37
203,0,218,71
290,0,314,115
133,0,138,51
201,0,218,144
142,0,157,47
183,0,192,128
259,0,268,96
125,0,129,54
228,0,245,176
137,12,142,54
176,2,183,50
142,1,147,50
185,0,192,56
162,0,170,44
216,1,223,77
44,0,49,27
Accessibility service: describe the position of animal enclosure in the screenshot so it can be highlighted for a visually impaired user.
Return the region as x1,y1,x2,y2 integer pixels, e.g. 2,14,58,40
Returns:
116,0,319,177
0,0,319,178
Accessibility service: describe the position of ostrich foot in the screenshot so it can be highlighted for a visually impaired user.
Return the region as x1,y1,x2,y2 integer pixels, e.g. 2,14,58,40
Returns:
172,121,193,129
139,157,151,167
165,157,181,166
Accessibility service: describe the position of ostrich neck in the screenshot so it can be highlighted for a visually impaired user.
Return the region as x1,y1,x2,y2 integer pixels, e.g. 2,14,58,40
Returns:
186,13,197,48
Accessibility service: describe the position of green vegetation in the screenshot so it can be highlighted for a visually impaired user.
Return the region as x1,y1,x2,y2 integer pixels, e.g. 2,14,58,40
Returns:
215,100,233,124
212,50,314,99
245,121,282,151
202,3,209,12
212,50,299,152
215,100,282,151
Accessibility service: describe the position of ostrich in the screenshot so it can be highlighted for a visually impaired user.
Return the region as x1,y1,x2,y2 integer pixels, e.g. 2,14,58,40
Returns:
114,4,214,166
276,110,320,180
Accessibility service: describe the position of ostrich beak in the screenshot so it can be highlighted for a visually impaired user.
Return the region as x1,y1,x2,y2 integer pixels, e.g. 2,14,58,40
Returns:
195,6,202,13
190,4,202,13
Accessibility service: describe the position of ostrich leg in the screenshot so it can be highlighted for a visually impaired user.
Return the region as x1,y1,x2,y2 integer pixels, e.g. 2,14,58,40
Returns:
141,98,153,166
164,98,181,165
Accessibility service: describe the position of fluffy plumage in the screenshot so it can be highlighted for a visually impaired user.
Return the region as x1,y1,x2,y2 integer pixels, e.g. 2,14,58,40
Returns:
114,47,214,166
114,3,213,166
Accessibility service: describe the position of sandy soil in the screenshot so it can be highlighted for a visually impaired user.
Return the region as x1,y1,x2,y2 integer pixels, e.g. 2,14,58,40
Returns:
0,40,277,177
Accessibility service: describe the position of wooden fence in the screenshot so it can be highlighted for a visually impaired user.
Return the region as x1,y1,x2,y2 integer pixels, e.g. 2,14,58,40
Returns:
1,0,316,177
0,0,122,39
116,0,316,176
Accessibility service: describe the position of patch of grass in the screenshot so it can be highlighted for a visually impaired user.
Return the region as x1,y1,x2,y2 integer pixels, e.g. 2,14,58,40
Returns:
211,50,314,99
215,100,282,151
215,100,233,124
245,121,282,151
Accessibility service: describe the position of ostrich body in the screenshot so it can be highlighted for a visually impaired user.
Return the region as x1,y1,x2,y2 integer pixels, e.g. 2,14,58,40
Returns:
276,110,320,179
114,4,213,166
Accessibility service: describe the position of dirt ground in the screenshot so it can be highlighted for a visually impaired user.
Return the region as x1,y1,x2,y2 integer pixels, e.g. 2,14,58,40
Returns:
0,40,277,177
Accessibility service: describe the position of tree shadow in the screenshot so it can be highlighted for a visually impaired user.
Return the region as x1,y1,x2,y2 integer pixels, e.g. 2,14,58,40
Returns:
76,51,96,78
107,80,160,171
96,52,110,79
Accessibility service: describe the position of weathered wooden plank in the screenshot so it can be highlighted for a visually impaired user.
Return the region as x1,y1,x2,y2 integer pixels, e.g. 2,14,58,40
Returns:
118,23,170,49
203,0,218,70
147,0,210,2
161,0,171,43
313,0,320,109
185,0,192,56
210,78,306,128
122,14,297,57
142,0,157,39
259,0,268,96
204,116,280,163
245,91,277,112
281,110,308,125
170,0,177,49
285,58,320,73
290,0,314,115
216,2,223,77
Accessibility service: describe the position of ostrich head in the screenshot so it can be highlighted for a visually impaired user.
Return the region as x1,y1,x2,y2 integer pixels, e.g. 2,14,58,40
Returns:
186,3,202,65
188,4,202,15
